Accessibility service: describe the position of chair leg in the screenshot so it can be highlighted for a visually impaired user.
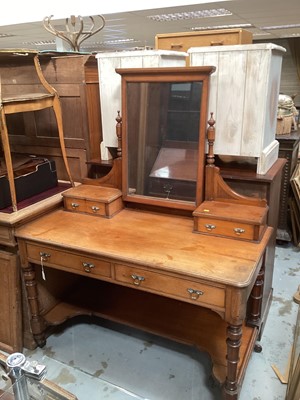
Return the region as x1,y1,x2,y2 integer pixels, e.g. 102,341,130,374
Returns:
52,96,75,187
0,108,18,212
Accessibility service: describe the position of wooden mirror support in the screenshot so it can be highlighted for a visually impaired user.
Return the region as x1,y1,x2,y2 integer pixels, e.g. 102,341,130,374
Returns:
62,112,124,218
69,69,269,244
193,114,269,242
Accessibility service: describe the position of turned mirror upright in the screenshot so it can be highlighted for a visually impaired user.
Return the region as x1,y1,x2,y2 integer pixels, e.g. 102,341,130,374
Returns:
116,67,215,211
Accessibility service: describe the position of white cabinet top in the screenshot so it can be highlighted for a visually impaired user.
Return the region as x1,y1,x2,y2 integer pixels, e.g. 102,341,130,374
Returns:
96,49,188,59
188,42,286,55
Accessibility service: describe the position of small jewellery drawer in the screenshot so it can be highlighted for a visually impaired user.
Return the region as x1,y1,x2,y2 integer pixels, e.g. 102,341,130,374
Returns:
195,218,260,241
193,200,268,242
63,185,123,218
115,264,225,309
26,243,111,278
64,197,106,215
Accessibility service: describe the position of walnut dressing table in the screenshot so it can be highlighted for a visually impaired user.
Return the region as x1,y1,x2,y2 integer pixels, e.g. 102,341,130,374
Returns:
15,67,275,399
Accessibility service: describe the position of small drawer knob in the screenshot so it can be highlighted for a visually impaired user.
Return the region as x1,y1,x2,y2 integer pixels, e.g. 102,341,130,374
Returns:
71,202,79,209
91,206,100,213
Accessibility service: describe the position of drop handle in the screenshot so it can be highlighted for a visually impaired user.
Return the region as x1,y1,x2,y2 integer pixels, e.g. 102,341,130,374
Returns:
205,224,216,231
187,288,204,300
39,252,50,280
234,228,245,235
39,252,50,261
82,262,95,273
163,184,173,199
131,274,145,286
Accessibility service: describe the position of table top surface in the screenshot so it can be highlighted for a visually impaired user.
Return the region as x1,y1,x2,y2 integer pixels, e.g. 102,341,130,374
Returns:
15,208,272,288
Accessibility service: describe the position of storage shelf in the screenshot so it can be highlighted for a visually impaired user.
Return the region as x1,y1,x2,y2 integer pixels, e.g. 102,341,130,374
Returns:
43,279,257,385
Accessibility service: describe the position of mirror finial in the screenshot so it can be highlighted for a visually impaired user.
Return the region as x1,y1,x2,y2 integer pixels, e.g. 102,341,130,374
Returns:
116,111,122,158
207,112,215,166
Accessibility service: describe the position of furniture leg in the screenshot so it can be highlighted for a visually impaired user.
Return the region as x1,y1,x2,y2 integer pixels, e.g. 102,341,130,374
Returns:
248,264,264,325
33,53,74,187
223,324,242,399
22,263,46,347
52,96,74,187
247,261,264,352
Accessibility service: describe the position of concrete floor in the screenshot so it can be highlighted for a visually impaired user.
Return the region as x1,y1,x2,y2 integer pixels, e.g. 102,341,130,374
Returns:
1,243,299,399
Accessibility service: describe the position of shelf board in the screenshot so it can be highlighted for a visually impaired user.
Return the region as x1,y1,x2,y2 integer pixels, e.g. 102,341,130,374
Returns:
43,279,257,385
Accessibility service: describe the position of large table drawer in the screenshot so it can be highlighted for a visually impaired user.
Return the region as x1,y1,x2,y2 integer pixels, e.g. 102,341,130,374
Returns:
115,264,225,309
26,243,111,278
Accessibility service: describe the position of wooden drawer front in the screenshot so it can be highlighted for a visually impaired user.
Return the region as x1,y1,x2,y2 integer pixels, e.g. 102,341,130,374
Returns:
26,243,111,278
64,197,87,212
64,197,106,216
85,199,107,216
195,218,260,241
156,30,252,52
115,264,225,309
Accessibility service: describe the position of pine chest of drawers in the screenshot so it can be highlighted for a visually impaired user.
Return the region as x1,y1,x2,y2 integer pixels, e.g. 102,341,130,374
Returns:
155,29,253,53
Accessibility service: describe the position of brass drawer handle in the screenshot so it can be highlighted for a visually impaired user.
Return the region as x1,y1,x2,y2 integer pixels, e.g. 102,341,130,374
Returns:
39,252,50,281
170,43,183,49
187,288,204,300
234,228,245,235
82,262,95,273
39,251,50,261
91,206,100,213
131,274,145,286
71,202,79,209
163,184,173,199
210,40,224,46
205,223,216,231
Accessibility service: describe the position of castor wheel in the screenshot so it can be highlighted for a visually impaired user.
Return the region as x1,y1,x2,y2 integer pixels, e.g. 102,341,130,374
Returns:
254,343,262,353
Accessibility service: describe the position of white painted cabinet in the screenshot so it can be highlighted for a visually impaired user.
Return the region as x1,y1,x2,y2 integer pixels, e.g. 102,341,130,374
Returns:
96,50,187,160
189,43,286,174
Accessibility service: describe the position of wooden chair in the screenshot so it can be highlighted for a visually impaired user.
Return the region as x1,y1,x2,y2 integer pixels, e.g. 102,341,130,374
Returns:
0,49,74,212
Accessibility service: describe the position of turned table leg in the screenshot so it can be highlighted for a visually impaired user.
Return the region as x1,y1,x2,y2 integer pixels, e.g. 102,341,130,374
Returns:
223,324,242,399
22,263,47,347
248,262,265,353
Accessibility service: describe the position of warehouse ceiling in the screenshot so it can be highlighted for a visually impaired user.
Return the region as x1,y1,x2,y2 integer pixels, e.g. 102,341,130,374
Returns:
0,0,299,52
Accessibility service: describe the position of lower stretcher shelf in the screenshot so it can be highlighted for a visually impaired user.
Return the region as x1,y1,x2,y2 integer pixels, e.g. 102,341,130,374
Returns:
41,276,258,386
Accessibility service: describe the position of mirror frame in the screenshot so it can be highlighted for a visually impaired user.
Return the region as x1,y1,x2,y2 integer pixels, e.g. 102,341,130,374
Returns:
116,66,215,211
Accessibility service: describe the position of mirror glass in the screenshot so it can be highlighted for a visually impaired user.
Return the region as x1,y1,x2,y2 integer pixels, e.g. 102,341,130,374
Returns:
126,81,202,204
